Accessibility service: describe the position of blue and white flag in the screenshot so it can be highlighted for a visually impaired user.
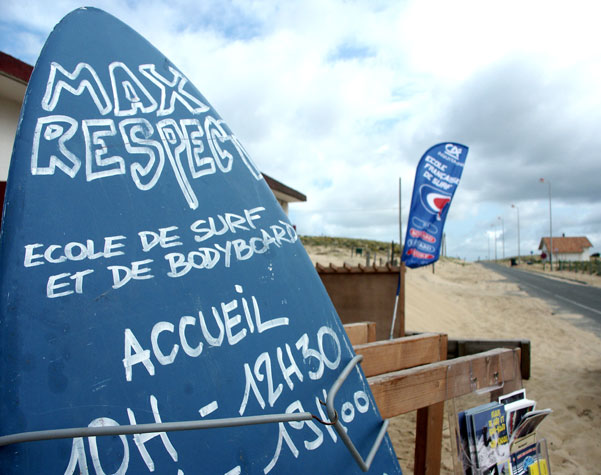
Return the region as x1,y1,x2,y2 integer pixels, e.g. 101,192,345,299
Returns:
401,142,468,268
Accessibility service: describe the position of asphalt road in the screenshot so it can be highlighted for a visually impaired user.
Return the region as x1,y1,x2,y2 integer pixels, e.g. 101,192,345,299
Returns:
481,262,601,334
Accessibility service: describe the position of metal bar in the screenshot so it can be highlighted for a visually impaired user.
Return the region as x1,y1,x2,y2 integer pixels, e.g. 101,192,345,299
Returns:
1,357,391,472
325,354,390,472
0,412,313,447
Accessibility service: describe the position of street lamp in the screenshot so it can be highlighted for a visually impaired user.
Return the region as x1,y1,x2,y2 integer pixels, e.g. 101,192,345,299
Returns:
493,223,497,262
511,204,520,263
498,216,505,260
539,178,553,270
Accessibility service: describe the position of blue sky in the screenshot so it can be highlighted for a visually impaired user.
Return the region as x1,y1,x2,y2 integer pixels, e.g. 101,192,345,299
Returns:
2,0,601,261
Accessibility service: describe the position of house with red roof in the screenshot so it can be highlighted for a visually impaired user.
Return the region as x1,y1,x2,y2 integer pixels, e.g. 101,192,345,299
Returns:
538,235,594,262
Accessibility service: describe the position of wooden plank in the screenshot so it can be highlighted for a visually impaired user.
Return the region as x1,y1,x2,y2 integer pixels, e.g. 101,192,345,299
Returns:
343,321,377,345
315,262,329,273
354,333,447,377
447,338,531,379
342,262,362,273
368,348,521,419
414,334,447,475
357,263,376,273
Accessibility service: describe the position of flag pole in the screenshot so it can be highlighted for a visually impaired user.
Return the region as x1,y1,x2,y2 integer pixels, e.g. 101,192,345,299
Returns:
389,177,402,339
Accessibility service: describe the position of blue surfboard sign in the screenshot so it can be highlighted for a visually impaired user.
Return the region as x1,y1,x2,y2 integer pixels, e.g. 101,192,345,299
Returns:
401,143,468,268
0,7,401,474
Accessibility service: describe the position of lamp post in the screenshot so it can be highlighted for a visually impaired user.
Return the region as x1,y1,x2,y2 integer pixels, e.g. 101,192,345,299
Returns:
493,223,497,262
540,178,553,270
498,216,505,260
511,204,520,263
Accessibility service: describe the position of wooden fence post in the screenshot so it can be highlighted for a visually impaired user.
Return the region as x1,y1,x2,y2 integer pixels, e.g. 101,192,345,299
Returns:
414,335,447,475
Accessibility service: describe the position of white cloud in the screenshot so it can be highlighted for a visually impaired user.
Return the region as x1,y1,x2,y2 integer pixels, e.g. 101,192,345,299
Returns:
1,0,600,260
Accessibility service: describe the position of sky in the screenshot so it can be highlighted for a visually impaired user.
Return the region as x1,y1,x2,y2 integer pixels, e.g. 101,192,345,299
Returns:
2,0,600,261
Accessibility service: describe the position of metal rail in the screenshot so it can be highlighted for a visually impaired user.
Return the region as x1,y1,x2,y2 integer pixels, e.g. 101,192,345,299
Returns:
0,355,390,472
0,412,314,447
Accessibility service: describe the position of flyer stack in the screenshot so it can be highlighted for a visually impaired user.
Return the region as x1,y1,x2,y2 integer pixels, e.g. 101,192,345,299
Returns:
457,389,551,474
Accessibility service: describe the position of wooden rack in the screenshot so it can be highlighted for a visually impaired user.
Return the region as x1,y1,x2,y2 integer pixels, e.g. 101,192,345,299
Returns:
344,322,523,475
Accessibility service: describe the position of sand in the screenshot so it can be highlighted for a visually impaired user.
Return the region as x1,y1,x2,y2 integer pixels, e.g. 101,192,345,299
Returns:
305,247,601,474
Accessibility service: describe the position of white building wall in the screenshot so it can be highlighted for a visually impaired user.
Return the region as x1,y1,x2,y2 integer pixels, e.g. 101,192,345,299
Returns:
557,252,589,262
541,244,590,262
0,95,21,181
277,199,289,214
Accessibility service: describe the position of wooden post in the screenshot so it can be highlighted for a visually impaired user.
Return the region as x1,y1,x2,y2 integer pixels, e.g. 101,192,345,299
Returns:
413,335,447,475
414,401,445,475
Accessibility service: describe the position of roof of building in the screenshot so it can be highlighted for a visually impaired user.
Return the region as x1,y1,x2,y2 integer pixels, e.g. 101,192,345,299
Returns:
0,52,33,84
0,52,33,103
538,236,593,253
262,173,306,203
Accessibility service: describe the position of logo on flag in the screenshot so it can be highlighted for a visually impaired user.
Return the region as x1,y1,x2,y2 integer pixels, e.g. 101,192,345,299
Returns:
419,184,452,220
445,143,463,159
